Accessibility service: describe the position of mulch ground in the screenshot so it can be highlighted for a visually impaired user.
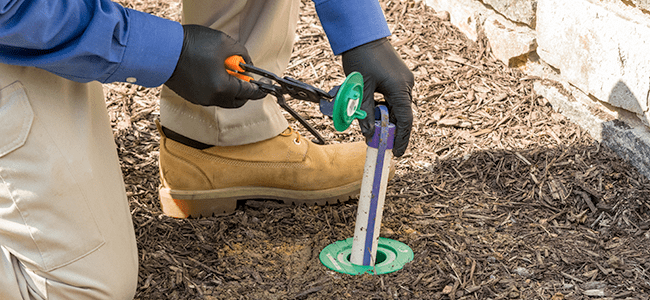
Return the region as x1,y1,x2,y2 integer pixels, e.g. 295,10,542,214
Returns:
107,1,650,299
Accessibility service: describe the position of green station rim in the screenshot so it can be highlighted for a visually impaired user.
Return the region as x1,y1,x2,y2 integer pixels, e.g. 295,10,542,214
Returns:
332,72,367,131
319,237,413,275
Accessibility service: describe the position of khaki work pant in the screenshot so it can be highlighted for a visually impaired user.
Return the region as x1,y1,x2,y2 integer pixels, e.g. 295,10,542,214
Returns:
0,0,299,299
0,67,139,299
160,0,301,146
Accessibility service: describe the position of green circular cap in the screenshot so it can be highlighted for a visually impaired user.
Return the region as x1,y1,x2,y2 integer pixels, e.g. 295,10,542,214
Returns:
332,72,367,131
319,237,413,275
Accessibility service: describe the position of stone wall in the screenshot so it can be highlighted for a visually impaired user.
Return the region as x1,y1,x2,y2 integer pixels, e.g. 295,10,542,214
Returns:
483,0,536,27
425,0,650,179
537,0,650,123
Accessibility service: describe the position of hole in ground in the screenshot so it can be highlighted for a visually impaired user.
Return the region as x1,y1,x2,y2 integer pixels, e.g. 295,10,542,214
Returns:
346,250,387,265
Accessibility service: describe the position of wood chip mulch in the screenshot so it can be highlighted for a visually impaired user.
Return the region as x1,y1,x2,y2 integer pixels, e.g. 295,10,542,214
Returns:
107,0,650,299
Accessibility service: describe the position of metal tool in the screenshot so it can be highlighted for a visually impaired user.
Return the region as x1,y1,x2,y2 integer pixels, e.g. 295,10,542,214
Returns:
225,55,366,144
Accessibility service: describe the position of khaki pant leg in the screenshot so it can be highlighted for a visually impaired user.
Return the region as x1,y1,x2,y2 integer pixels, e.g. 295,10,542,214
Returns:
0,65,138,300
160,0,300,146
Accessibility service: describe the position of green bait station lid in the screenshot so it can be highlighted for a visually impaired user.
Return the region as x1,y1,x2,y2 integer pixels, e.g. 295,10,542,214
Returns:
319,237,413,275
331,72,367,131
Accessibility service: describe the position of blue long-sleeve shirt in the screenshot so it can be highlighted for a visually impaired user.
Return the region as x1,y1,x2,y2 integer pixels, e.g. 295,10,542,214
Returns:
0,0,390,87
313,0,390,55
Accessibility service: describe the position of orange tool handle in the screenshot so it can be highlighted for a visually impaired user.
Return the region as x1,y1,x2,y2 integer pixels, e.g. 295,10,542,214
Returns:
225,55,253,82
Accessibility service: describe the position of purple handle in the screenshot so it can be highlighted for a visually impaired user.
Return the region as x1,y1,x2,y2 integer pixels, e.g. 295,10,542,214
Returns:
362,105,395,265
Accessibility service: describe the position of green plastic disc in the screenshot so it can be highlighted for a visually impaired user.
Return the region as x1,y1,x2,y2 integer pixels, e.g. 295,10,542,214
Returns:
332,72,367,131
319,237,413,275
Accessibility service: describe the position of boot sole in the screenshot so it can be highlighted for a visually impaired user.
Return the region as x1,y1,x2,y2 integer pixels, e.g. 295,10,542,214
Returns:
159,181,361,218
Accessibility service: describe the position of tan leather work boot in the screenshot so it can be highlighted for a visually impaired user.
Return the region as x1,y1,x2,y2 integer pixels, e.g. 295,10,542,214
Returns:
158,124,368,218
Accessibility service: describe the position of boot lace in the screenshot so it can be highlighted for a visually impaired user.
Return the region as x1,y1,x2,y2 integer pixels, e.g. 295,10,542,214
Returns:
281,127,302,145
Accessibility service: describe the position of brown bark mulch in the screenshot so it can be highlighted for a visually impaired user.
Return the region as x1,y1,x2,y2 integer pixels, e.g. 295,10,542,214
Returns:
106,1,650,299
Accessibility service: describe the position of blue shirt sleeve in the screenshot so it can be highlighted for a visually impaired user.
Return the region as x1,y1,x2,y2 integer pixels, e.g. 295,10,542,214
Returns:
0,0,183,87
312,0,391,55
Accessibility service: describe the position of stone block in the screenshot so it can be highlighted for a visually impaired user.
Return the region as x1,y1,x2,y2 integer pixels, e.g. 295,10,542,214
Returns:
426,0,492,41
426,0,537,66
483,0,537,27
536,0,650,124
483,14,537,66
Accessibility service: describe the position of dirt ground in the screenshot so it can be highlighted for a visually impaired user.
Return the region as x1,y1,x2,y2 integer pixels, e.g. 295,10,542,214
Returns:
107,1,650,299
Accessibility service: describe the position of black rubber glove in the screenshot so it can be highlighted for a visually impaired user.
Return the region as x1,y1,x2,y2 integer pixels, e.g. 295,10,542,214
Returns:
164,25,266,108
342,37,414,157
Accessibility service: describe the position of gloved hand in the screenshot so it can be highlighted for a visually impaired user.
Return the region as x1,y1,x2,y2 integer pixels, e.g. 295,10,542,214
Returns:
164,25,266,108
342,37,414,157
